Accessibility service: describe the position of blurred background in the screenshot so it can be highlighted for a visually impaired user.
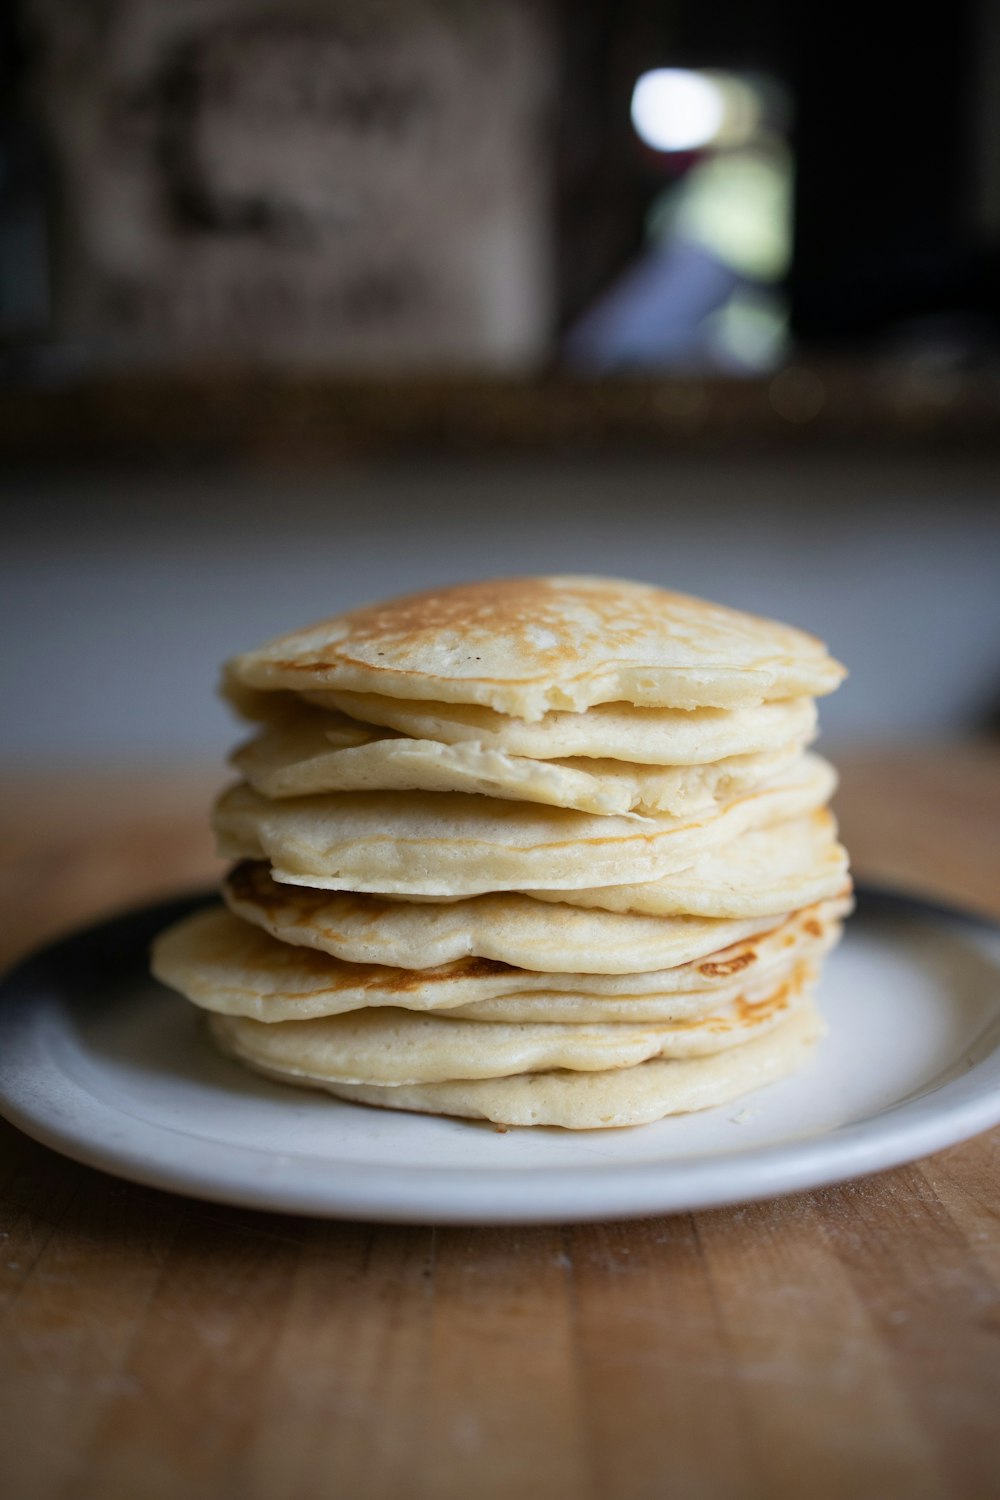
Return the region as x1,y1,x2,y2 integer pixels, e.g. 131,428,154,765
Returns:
1,0,999,770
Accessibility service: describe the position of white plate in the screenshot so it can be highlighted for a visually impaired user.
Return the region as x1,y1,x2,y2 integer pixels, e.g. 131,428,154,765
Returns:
2,889,1000,1224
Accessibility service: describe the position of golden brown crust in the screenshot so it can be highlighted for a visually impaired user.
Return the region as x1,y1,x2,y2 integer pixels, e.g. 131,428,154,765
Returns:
229,576,845,717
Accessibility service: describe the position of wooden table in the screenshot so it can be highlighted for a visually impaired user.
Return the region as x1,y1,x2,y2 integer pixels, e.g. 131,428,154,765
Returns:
2,747,999,1500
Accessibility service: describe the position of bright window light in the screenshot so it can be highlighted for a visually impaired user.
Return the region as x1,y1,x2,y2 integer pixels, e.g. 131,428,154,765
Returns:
631,69,726,152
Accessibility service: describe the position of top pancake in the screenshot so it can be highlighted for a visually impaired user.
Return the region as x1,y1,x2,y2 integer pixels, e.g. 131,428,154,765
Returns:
227,576,845,720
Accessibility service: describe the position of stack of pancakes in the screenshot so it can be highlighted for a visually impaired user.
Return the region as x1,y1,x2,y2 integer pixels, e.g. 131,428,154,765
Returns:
152,576,850,1129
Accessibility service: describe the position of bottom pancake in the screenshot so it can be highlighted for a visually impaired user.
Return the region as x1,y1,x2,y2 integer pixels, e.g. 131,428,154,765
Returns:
208,997,823,1130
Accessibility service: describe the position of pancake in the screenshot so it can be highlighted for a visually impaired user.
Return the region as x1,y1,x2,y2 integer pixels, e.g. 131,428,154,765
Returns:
151,900,847,1021
213,752,836,896
303,692,818,766
205,961,814,1089
437,948,828,1022
226,576,845,719
222,857,847,974
531,808,850,918
231,708,808,817
439,940,830,1021
233,685,818,768
209,996,825,1128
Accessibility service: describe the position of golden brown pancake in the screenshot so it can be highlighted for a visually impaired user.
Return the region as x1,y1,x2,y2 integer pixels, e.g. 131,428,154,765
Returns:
226,576,845,719
151,900,847,1022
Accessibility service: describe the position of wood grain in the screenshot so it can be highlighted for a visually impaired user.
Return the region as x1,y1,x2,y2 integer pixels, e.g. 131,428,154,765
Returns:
2,745,999,1500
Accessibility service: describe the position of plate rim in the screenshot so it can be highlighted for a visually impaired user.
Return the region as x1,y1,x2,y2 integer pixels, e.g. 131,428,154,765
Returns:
1,885,999,1224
